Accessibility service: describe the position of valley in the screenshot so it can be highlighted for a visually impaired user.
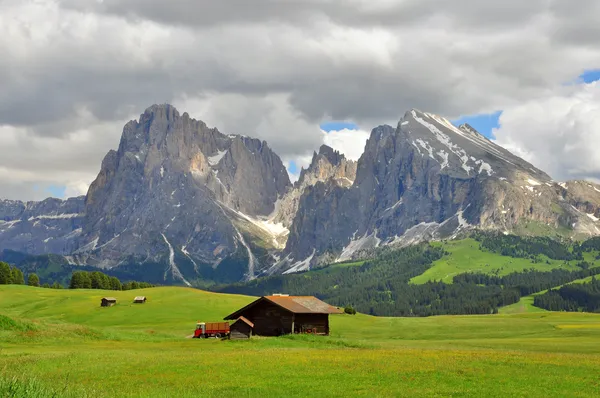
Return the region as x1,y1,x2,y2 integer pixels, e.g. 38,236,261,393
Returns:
2,285,600,397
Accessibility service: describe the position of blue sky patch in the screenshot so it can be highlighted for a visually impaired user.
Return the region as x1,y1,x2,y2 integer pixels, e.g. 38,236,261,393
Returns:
451,111,502,139
46,185,67,199
288,160,298,174
320,121,358,132
580,69,600,83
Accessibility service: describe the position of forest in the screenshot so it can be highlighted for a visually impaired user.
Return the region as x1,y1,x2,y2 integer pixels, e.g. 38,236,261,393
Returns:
534,278,600,312
215,233,600,316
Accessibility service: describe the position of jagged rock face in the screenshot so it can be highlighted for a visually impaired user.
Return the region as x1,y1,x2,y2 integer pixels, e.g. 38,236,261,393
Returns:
280,110,600,270
271,145,357,229
3,105,600,282
0,197,85,255
76,104,291,281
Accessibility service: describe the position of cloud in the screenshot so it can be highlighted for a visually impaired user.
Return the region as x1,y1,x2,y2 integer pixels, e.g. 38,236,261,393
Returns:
0,120,126,200
494,81,600,182
323,129,371,161
1,0,600,199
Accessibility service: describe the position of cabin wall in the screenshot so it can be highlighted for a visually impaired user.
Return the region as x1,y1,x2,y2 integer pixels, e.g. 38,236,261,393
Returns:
294,314,329,335
242,301,293,336
230,322,252,339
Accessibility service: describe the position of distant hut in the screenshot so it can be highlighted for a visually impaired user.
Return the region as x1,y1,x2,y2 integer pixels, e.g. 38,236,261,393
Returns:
229,316,254,340
101,297,117,307
224,295,343,336
133,296,147,304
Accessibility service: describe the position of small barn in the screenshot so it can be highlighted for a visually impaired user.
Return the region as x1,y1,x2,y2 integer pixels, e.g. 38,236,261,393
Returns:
101,297,117,307
224,295,343,337
133,296,147,304
229,316,254,340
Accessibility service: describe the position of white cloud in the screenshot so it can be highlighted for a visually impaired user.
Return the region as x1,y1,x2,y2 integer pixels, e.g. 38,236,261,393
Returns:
494,81,600,182
323,129,371,161
2,0,600,199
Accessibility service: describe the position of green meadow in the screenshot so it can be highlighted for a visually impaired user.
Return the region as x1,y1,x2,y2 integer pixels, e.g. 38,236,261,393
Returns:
2,285,600,397
410,239,597,284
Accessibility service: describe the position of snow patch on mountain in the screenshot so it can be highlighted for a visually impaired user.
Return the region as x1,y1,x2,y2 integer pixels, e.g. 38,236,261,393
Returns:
161,233,191,286
27,213,80,221
336,231,381,263
208,149,228,166
283,249,316,274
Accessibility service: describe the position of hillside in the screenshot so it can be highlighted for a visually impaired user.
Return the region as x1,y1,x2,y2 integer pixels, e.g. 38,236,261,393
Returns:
2,285,600,397
214,233,600,316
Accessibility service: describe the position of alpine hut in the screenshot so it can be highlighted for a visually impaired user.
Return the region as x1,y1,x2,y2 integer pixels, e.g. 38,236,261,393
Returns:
133,296,147,304
101,297,117,307
224,295,343,336
229,316,254,340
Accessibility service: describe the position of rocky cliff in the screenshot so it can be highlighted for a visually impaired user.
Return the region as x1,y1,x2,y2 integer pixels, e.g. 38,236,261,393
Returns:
270,145,357,229
278,110,600,271
0,197,85,256
72,104,291,283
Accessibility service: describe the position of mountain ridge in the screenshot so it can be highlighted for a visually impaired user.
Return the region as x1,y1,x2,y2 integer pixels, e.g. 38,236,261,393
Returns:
2,104,600,283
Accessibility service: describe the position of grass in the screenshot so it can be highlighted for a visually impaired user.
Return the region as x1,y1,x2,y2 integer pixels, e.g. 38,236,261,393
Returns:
498,295,548,315
410,239,596,284
2,285,600,397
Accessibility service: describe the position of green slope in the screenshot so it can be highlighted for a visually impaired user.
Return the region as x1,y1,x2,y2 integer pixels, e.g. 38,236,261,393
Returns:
410,239,592,284
0,285,253,337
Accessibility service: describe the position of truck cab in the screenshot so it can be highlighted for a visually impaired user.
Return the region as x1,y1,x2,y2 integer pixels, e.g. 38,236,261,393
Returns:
193,322,206,338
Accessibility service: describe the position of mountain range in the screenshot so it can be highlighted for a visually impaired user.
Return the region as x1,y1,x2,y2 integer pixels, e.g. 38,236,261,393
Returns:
2,104,600,285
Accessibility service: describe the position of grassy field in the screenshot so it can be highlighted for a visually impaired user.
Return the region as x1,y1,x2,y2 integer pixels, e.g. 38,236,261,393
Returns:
410,239,597,284
2,285,600,397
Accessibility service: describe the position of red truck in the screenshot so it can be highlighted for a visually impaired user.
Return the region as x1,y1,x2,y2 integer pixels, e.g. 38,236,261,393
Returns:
193,322,230,338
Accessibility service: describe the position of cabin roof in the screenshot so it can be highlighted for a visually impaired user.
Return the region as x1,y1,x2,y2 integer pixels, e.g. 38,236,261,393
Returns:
234,316,254,328
102,297,117,301
134,296,146,300
224,296,343,320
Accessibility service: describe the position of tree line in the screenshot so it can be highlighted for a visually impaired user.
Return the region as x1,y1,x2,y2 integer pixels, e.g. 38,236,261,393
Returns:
534,277,600,313
69,271,155,290
453,267,600,296
1,262,154,291
0,261,41,287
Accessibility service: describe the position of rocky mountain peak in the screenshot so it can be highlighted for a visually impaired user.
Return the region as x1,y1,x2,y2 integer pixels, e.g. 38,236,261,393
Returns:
297,145,357,189
268,144,358,234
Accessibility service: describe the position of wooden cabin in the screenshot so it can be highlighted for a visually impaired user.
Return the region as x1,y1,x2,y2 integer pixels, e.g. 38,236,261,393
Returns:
229,316,254,340
101,297,117,307
133,296,147,304
224,295,343,337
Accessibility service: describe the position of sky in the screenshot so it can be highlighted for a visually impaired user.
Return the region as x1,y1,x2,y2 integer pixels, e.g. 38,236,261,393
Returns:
1,1,600,200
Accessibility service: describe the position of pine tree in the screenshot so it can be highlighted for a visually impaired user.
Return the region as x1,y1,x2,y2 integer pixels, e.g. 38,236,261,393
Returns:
0,262,12,284
28,273,40,287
